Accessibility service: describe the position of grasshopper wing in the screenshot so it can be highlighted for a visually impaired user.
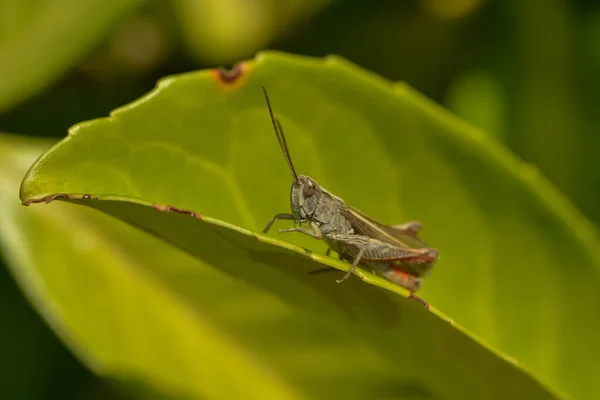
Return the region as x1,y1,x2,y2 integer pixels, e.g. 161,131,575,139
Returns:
342,204,432,250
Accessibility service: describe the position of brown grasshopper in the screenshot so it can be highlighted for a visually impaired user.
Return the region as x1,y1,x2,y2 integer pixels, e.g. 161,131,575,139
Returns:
260,87,439,304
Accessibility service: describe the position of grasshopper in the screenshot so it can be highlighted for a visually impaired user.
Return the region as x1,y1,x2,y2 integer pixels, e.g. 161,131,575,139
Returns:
260,87,439,303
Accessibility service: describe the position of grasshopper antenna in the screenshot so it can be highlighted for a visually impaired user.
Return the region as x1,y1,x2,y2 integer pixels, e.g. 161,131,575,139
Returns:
262,86,298,182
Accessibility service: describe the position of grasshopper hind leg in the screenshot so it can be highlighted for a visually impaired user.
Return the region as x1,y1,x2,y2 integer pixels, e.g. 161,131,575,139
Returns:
384,266,429,309
408,294,429,309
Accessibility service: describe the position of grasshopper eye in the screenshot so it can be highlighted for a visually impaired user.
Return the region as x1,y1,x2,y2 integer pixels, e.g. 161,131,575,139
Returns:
303,182,316,197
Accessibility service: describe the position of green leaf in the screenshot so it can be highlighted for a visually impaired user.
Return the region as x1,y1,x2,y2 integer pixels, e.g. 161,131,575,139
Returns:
15,51,600,398
0,0,148,111
4,138,555,399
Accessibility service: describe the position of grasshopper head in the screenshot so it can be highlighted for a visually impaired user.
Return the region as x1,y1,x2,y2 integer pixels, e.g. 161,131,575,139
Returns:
290,175,322,220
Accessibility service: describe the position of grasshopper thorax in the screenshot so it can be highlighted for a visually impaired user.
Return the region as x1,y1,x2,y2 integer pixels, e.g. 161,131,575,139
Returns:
290,175,322,220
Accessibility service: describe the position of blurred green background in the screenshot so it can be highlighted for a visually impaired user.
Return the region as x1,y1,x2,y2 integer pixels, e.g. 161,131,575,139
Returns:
1,0,599,398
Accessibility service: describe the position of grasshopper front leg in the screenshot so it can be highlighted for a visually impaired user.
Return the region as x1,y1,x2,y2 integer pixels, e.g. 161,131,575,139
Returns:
263,213,296,233
279,221,323,240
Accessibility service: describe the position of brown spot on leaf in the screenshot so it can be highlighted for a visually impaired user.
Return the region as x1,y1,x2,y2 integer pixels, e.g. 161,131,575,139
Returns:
22,193,103,206
153,204,168,212
211,62,250,90
153,204,202,219
45,194,70,203
22,193,72,206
